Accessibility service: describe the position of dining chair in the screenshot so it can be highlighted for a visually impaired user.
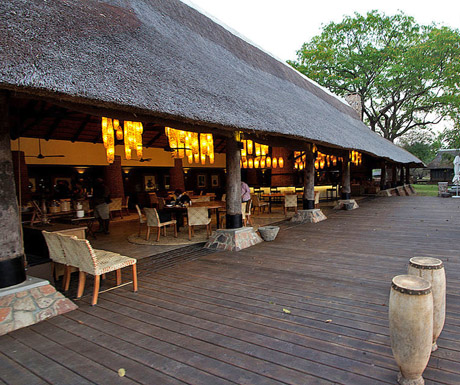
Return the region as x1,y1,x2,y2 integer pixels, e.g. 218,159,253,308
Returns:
109,197,123,219
251,194,269,214
144,207,177,241
135,204,146,236
122,196,130,216
58,233,138,306
42,231,72,291
187,207,212,240
242,200,253,226
284,194,298,215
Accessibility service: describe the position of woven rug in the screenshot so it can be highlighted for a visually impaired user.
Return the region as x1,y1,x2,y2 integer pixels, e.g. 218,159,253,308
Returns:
127,227,210,245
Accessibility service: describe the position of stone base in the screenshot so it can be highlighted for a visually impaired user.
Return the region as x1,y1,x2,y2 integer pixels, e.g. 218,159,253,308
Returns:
290,209,327,223
205,227,263,251
0,276,77,336
333,199,359,210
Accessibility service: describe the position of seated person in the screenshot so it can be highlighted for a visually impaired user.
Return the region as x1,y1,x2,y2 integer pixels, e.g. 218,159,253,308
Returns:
174,189,191,205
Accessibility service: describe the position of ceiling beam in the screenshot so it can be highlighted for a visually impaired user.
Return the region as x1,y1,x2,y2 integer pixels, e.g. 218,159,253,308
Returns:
44,108,68,140
72,114,92,142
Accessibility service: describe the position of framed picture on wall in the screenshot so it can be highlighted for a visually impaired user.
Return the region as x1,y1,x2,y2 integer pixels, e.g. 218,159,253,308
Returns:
211,174,219,187
197,174,206,188
144,175,156,191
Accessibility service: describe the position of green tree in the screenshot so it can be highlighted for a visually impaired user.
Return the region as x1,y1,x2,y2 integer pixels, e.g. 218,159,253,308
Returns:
288,11,460,142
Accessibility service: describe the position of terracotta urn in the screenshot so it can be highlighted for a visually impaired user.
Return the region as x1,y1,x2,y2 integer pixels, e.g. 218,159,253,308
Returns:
408,257,446,351
389,275,433,385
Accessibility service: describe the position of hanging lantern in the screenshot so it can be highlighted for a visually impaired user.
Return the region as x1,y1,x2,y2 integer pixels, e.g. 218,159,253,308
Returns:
247,140,253,155
248,158,254,168
260,157,266,169
315,160,319,169
278,157,284,168
254,157,260,168
266,156,271,168
242,158,248,168
272,157,277,168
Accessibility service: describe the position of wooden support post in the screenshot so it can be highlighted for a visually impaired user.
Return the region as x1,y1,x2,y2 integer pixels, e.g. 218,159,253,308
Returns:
341,152,351,200
303,145,315,209
400,165,405,185
406,165,411,184
225,134,242,229
169,158,185,191
0,91,26,288
380,161,387,191
392,164,397,188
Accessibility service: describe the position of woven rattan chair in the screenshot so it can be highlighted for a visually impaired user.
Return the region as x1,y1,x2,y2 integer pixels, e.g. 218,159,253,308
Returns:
122,196,130,216
284,194,298,215
251,194,269,214
187,207,212,240
42,231,72,291
135,204,146,236
109,197,123,219
144,207,177,241
58,233,138,306
242,200,253,226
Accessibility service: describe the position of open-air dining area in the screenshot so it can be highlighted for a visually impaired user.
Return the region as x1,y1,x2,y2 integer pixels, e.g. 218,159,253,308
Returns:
1,0,458,384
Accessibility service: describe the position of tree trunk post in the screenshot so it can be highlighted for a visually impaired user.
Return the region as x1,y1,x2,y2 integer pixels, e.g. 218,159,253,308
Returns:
341,151,351,200
380,161,387,190
225,134,242,229
399,164,405,185
0,91,26,288
303,145,315,209
392,164,397,188
406,165,411,184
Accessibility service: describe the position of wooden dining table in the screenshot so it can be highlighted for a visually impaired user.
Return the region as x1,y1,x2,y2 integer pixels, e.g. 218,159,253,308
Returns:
261,193,285,212
164,201,226,229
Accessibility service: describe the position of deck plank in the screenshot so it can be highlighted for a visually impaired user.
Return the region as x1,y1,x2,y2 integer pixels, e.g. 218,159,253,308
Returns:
2,196,460,384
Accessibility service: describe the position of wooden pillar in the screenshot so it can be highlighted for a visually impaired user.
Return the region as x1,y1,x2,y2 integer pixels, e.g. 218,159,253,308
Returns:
406,165,411,184
225,135,242,229
170,158,185,192
341,151,351,199
0,91,26,288
104,155,124,198
392,164,397,188
399,165,405,185
303,145,315,209
380,161,387,190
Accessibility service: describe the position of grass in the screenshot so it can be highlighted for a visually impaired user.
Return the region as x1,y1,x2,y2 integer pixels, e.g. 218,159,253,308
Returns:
412,184,438,197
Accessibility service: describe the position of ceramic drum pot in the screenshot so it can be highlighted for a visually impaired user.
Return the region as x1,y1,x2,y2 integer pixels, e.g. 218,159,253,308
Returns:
408,257,446,352
389,275,433,385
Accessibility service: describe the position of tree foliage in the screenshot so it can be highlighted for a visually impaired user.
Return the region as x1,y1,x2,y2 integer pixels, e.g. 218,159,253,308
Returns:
288,11,460,142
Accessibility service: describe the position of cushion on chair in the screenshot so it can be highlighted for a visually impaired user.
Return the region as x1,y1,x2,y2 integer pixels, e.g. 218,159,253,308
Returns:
284,194,298,207
187,207,211,226
92,249,136,275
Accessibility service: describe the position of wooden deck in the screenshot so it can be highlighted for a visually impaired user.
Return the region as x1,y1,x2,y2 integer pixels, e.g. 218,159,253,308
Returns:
2,195,460,384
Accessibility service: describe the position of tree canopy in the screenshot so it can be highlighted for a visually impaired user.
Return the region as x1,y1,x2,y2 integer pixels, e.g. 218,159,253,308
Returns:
288,11,460,142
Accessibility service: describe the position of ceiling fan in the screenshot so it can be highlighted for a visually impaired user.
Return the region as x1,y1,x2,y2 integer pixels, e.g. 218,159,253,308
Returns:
25,139,65,159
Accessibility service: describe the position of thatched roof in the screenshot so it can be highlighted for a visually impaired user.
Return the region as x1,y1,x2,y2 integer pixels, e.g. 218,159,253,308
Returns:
427,149,460,169
0,0,421,165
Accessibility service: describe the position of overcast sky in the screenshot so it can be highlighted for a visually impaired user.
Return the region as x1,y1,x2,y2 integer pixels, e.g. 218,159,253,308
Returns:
185,0,460,61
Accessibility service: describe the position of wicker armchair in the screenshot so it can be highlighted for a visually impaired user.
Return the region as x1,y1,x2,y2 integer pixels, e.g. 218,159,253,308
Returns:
187,207,212,240
284,194,298,215
135,204,146,236
122,196,130,216
58,233,138,306
251,194,269,214
109,197,123,219
144,207,177,241
42,231,72,291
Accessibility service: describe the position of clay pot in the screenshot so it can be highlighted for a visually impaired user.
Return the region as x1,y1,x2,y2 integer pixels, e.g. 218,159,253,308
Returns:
408,257,446,352
389,275,433,385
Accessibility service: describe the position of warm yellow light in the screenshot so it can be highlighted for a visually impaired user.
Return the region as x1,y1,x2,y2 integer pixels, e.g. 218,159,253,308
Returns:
248,158,254,168
279,157,284,168
247,140,253,155
260,157,266,168
266,156,271,168
255,142,261,157
294,163,298,169
201,153,206,165
299,163,304,170
243,158,248,168
254,157,260,168
272,157,277,168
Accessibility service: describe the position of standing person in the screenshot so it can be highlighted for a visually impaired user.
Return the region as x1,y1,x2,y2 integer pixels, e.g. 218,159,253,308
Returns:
92,178,111,234
241,180,251,203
